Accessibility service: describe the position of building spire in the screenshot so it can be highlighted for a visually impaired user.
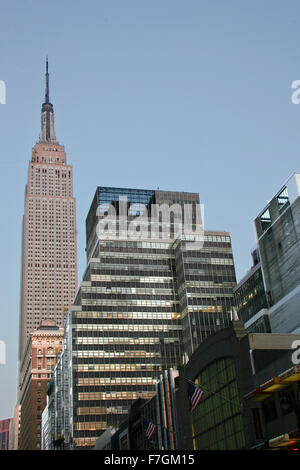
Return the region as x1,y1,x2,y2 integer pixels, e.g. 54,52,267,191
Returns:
40,57,57,143
45,56,49,104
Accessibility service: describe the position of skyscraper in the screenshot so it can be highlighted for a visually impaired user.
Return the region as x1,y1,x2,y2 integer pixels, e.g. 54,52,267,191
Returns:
18,60,78,387
46,186,236,449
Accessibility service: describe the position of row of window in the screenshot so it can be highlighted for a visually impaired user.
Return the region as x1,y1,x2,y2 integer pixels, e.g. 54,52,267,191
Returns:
74,338,179,345
76,377,157,386
74,324,181,332
73,312,181,320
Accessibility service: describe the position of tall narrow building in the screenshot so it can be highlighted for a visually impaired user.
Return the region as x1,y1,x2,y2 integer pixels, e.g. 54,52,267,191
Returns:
18,60,78,385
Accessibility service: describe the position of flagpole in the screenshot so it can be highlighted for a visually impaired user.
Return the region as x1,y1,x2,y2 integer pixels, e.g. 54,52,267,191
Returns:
181,376,243,443
182,376,237,405
141,414,175,430
141,413,176,451
141,376,240,449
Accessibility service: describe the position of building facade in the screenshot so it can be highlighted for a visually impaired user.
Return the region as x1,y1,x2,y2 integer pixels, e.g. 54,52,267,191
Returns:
48,186,236,449
8,404,21,450
18,60,78,369
254,173,300,334
41,325,73,450
18,321,63,450
243,335,300,450
110,323,300,451
174,232,236,357
111,369,179,451
0,419,13,450
234,248,270,333
175,320,248,450
94,427,116,450
175,320,300,450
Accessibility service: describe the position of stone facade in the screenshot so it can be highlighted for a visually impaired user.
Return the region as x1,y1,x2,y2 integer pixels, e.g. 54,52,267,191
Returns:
18,322,63,450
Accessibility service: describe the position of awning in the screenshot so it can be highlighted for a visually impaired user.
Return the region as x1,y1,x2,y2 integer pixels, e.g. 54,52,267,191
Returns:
269,431,300,449
244,366,300,402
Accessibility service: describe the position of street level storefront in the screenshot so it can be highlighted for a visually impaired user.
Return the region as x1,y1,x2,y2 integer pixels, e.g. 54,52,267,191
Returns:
245,365,300,450
174,320,300,450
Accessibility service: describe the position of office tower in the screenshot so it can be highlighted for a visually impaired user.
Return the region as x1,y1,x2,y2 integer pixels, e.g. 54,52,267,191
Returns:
234,248,270,333
0,419,13,450
254,173,300,333
18,321,63,450
48,186,236,449
18,59,78,371
174,230,236,357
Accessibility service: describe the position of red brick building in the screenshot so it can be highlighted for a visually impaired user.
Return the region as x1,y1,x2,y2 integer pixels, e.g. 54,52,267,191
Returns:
18,321,63,450
0,418,13,450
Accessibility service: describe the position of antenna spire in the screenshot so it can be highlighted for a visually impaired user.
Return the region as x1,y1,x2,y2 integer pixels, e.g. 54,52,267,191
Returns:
40,57,57,143
45,56,49,103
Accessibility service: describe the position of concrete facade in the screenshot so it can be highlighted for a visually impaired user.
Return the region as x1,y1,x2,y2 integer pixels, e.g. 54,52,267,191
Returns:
254,173,300,334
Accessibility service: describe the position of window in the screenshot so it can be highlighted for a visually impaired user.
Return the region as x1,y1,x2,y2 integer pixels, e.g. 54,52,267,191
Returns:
277,187,289,211
262,397,277,423
251,408,263,439
260,208,271,233
191,357,244,450
279,389,294,416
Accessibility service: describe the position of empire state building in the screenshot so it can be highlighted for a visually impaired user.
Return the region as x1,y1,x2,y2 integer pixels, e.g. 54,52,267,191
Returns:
18,60,78,367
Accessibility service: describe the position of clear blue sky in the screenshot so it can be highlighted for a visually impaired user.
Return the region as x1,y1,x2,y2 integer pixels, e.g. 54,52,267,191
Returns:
1,0,300,420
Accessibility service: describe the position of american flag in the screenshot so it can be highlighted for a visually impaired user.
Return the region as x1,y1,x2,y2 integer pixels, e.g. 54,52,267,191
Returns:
188,382,204,411
143,418,156,440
